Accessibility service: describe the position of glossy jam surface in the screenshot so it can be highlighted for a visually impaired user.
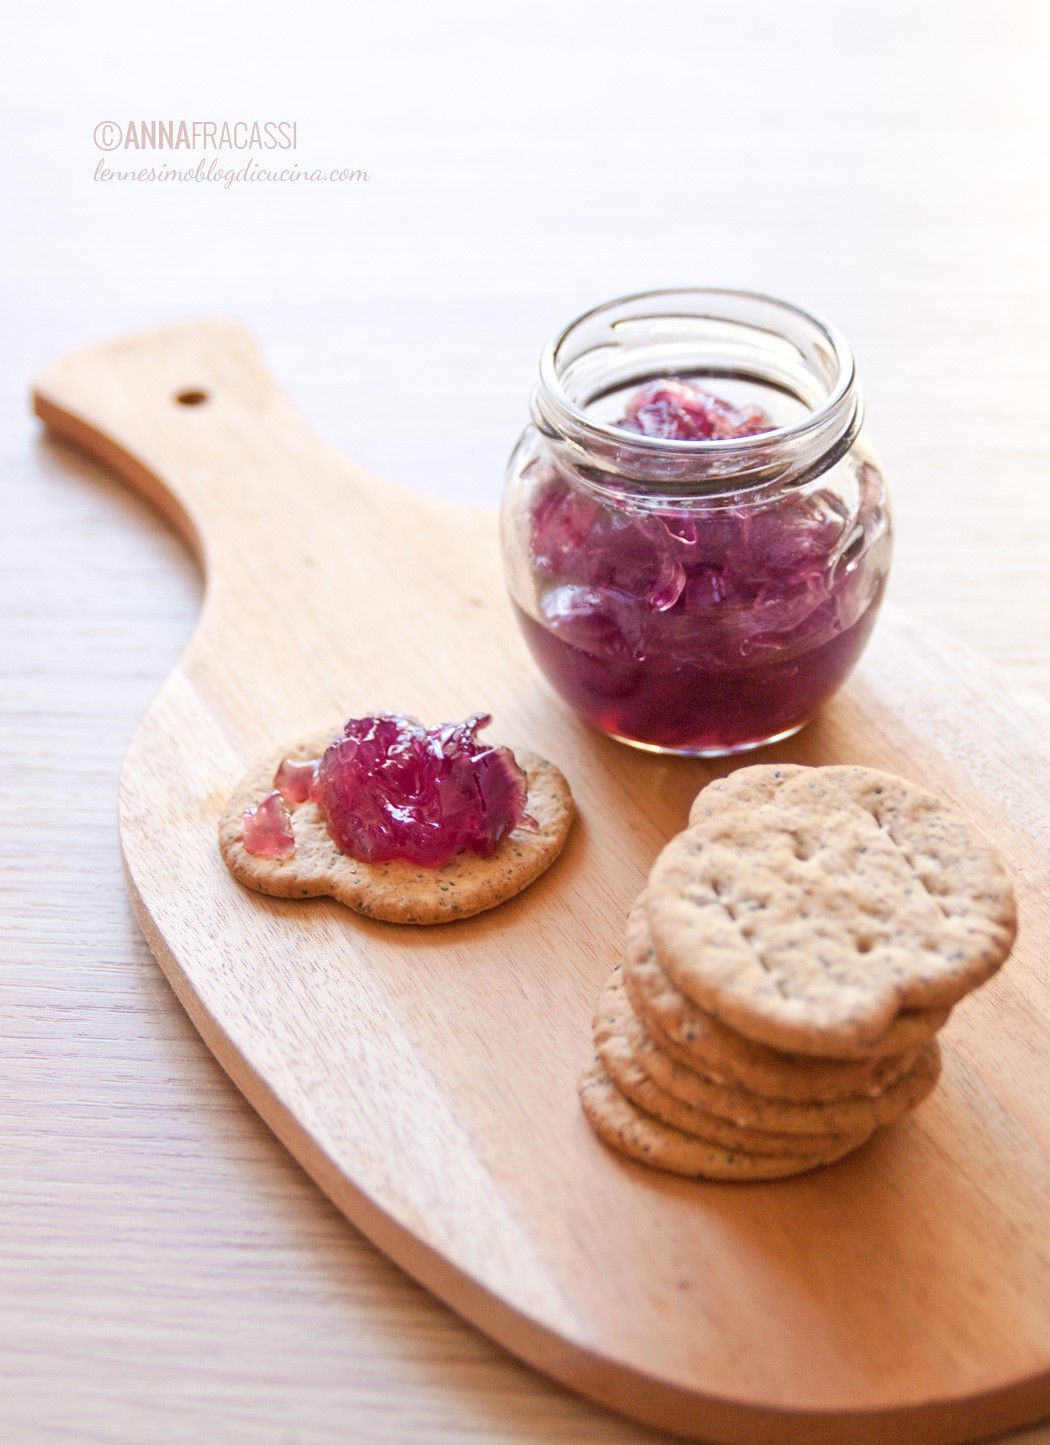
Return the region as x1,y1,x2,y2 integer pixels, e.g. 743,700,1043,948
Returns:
274,755,318,805
617,379,773,441
314,713,530,867
242,790,295,859
514,380,890,754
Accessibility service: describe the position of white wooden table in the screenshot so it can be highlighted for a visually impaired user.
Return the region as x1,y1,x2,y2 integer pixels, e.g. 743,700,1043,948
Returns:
3,2,1049,1440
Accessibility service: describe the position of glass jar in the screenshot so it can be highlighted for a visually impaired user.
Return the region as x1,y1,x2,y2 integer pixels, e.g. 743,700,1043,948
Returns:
500,288,892,756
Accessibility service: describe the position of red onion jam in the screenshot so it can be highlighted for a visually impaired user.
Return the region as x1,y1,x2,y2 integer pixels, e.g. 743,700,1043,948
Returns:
617,380,772,441
314,713,530,867
274,755,318,805
242,790,295,859
512,378,890,754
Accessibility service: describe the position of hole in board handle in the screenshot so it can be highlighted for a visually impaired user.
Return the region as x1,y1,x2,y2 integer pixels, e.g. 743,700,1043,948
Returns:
175,389,209,407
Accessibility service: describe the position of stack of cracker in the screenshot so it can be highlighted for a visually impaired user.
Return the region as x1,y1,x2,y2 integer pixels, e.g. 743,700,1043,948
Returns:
580,764,1017,1181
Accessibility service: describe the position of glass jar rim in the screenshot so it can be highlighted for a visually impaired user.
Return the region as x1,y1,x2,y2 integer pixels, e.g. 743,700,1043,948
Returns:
534,286,859,475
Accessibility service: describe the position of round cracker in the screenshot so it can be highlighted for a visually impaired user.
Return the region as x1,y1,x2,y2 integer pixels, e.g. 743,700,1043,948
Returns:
688,763,809,826
632,1006,942,1136
623,894,943,1089
578,1062,862,1181
219,728,574,925
604,964,943,1135
594,970,872,1156
647,768,1015,1056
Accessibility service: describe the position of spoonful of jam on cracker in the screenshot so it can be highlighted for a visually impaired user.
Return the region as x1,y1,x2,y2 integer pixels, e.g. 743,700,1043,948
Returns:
223,713,573,925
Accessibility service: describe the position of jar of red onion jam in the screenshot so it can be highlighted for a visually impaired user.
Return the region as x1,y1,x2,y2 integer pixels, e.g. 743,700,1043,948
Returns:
500,289,892,756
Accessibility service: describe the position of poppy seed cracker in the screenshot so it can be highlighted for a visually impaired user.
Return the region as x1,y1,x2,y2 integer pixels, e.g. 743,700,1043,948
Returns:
622,893,943,1090
647,768,1015,1057
219,729,574,926
578,1062,864,1181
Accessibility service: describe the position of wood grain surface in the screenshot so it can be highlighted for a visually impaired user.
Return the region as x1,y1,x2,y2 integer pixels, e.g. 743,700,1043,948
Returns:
24,316,1050,1444
3,3,1050,1443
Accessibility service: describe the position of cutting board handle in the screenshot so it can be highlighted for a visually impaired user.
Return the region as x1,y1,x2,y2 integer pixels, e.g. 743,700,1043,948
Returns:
32,318,351,562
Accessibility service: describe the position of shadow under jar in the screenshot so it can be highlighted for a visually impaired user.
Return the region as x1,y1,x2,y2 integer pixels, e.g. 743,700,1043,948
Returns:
500,289,893,756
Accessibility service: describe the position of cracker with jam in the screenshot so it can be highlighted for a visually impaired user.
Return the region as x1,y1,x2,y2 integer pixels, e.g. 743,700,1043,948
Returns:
220,713,574,925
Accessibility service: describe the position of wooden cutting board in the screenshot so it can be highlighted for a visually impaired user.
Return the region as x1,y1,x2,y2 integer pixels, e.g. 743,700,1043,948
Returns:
32,320,1050,1445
